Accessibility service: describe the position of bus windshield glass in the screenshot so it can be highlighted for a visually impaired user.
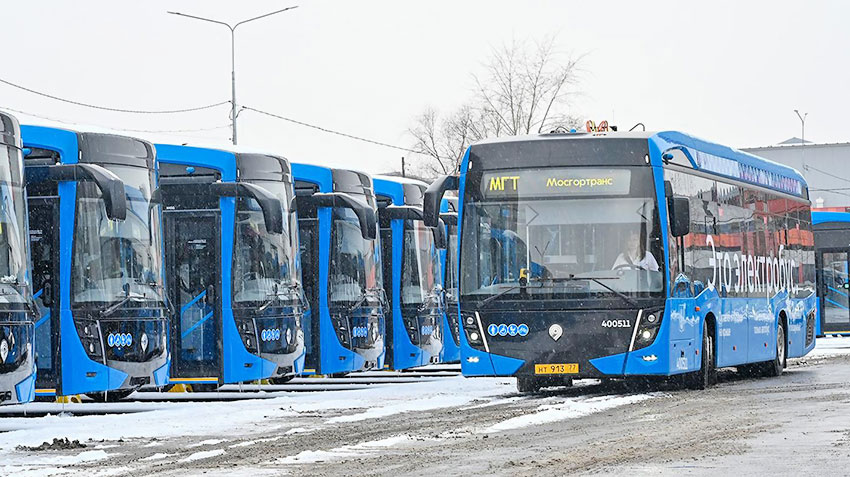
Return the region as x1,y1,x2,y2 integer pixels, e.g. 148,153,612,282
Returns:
329,206,382,305
233,179,299,304
401,220,441,305
72,165,165,306
0,145,29,305
460,166,664,300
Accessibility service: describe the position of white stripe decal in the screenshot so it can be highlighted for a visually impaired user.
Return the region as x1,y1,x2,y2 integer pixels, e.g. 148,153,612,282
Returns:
628,309,644,353
474,311,490,353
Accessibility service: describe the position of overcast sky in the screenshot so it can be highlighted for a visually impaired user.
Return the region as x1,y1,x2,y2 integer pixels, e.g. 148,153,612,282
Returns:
2,1,848,174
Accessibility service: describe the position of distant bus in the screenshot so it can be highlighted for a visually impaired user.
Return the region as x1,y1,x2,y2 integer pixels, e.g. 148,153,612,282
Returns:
0,112,37,404
292,164,385,375
156,145,307,388
24,125,169,400
425,130,817,392
812,210,850,336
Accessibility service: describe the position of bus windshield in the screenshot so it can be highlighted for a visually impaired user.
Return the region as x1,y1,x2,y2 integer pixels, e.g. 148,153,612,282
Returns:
401,220,441,305
232,180,299,304
72,165,164,306
329,207,382,305
460,166,664,300
0,145,29,305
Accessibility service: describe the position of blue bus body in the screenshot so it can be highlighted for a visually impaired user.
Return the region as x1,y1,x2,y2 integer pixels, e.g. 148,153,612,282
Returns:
425,131,817,391
23,125,169,398
156,145,306,386
373,176,444,370
0,112,37,404
292,164,385,375
812,210,850,336
438,197,460,363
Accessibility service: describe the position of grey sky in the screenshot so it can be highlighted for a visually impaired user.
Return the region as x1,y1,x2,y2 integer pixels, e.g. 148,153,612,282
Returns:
2,1,847,173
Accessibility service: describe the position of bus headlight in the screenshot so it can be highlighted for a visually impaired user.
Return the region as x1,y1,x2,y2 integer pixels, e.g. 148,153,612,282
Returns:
634,309,663,351
285,327,293,344
0,339,8,362
470,331,479,342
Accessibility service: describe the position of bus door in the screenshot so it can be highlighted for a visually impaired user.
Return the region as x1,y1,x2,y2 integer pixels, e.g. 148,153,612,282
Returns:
164,211,221,379
28,197,60,390
818,250,850,334
297,214,319,370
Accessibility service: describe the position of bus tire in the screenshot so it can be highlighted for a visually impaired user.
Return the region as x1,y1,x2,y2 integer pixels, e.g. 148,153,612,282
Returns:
685,325,716,390
269,376,295,385
85,389,136,402
516,376,541,393
762,322,786,377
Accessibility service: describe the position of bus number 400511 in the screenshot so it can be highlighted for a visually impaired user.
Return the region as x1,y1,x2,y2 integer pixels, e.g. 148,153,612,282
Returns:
601,320,631,328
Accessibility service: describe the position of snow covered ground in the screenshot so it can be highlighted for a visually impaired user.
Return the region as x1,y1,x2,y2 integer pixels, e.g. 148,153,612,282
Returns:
2,337,847,476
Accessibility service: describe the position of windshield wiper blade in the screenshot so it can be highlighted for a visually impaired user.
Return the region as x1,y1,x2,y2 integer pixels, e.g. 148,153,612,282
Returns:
100,293,146,317
548,275,639,308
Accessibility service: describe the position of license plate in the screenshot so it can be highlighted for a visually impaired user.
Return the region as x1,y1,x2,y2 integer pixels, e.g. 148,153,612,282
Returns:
534,363,579,375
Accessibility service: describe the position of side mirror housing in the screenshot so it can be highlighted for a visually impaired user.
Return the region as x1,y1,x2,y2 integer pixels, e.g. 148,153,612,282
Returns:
668,196,690,237
211,182,284,235
48,164,127,220
424,175,459,227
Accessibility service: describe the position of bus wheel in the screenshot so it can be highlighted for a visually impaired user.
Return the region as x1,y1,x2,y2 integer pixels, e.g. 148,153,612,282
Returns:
516,376,541,393
762,323,786,377
685,325,716,390
269,376,295,385
85,389,136,402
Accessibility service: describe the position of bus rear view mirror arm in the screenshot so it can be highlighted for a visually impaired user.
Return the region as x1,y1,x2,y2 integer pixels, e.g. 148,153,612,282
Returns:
381,205,424,221
48,163,127,221
424,175,459,227
668,196,690,237
211,182,284,234
440,212,458,226
310,192,377,240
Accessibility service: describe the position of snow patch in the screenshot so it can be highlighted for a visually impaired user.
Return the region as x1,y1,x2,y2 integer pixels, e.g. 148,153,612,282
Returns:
484,394,655,432
188,438,227,448
141,453,171,461
279,435,421,465
181,448,226,462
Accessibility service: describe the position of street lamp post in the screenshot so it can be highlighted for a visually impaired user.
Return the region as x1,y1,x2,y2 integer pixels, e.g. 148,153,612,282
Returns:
794,109,808,171
168,6,298,145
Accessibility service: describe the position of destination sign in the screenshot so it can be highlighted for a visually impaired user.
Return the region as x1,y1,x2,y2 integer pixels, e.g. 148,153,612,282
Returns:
481,168,631,198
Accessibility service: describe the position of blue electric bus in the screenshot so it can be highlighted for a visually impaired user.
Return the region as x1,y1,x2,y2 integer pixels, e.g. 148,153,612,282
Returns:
156,145,306,388
0,112,37,404
292,164,384,375
439,196,461,363
373,176,444,370
425,130,817,392
23,124,169,400
812,210,850,336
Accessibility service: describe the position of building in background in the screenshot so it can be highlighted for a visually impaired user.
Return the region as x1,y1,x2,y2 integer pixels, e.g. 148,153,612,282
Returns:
743,139,850,210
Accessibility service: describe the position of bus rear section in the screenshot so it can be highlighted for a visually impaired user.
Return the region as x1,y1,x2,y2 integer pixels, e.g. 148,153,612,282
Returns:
0,111,37,404
374,176,445,370
425,131,816,392
24,125,169,399
157,145,306,387
293,164,384,376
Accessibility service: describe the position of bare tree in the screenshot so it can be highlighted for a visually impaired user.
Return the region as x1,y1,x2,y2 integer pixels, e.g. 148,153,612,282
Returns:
408,36,583,179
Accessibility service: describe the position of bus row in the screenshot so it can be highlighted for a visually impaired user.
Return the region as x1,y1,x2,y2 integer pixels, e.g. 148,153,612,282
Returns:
424,129,847,392
0,110,462,404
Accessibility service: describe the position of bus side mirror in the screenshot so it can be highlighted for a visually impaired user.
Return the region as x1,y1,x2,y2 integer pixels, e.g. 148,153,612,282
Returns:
424,175,459,227
48,163,127,220
434,218,447,250
311,192,377,240
211,182,284,234
668,196,690,237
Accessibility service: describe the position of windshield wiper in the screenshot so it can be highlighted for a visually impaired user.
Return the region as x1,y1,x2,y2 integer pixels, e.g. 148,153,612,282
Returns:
545,275,640,308
258,281,302,312
100,292,147,317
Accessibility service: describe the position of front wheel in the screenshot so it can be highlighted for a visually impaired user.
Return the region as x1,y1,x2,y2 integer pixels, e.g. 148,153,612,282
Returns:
517,376,541,393
85,389,136,402
762,323,786,377
684,324,716,390
269,375,295,385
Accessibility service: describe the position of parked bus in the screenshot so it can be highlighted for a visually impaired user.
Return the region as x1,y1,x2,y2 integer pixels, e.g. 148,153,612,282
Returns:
812,210,850,336
425,130,817,392
156,145,306,388
373,176,444,369
23,124,169,400
0,112,37,404
292,164,384,375
439,196,461,363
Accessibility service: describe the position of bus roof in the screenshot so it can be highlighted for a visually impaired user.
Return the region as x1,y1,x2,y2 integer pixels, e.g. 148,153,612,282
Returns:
812,210,850,225
470,130,807,198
